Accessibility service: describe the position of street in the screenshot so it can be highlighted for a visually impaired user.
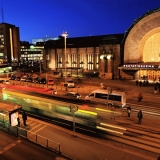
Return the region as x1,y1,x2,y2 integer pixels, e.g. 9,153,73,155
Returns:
0,74,160,159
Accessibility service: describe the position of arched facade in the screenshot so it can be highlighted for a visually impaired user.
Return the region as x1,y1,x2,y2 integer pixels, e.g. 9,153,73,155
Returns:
121,8,160,80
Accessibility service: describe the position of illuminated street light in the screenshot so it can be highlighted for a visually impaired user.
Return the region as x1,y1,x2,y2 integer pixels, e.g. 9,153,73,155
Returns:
62,31,68,90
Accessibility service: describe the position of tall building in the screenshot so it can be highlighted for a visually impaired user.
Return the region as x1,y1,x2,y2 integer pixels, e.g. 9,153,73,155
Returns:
20,41,44,63
0,23,20,64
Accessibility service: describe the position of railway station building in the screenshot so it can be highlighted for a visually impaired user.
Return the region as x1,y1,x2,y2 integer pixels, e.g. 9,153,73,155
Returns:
120,8,160,81
43,8,160,80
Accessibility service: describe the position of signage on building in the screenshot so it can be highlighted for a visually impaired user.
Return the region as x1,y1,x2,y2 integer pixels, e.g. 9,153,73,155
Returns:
122,64,160,69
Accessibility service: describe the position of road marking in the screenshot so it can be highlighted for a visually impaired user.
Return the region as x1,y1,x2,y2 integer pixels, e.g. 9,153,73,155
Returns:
0,140,21,154
28,125,47,136
30,123,44,131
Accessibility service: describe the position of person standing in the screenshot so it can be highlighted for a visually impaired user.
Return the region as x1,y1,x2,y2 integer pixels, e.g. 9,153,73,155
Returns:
137,110,143,124
22,111,27,126
17,117,20,127
138,92,143,102
127,105,131,117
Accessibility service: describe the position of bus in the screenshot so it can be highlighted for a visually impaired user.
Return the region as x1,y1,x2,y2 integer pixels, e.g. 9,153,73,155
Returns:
85,89,126,107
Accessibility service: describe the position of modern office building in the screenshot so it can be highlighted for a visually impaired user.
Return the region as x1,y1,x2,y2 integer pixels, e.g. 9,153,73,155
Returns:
0,23,20,65
20,41,44,64
20,37,58,66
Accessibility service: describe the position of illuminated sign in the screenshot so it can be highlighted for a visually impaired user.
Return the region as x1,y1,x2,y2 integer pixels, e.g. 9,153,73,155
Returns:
123,64,155,68
10,112,18,126
9,107,22,126
0,53,4,57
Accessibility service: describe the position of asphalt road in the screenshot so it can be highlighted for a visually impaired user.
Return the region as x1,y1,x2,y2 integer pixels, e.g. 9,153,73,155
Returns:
1,73,160,160
0,130,68,160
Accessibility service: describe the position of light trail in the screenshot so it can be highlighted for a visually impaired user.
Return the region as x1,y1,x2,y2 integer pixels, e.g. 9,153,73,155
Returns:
96,126,124,135
100,123,126,131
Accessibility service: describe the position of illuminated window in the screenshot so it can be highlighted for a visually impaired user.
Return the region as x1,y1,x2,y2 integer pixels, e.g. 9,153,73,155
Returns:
143,32,160,62
87,54,93,70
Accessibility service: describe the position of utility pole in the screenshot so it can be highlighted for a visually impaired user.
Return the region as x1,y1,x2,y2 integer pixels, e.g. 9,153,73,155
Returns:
107,87,111,106
69,105,78,137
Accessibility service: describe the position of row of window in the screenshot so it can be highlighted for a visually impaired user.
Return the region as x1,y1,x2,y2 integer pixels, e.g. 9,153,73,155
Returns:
95,93,122,101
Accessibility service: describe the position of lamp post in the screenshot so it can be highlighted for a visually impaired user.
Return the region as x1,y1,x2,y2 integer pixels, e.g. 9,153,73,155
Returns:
69,105,78,137
62,31,68,90
39,57,42,74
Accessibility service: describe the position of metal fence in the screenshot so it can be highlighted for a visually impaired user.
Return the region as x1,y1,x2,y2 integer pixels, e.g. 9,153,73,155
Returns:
9,80,97,95
0,113,61,154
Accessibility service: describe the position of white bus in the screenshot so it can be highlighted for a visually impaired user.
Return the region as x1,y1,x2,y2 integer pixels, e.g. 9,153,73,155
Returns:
85,89,126,107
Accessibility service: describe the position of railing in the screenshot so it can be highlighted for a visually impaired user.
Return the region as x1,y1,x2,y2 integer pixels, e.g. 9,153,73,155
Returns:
0,117,61,154
9,80,97,94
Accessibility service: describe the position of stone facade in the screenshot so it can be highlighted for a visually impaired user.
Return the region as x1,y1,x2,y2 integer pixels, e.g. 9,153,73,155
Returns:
43,35,123,79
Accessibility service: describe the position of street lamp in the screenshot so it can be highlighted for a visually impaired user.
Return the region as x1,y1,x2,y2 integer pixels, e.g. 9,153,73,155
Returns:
39,57,42,74
62,31,68,90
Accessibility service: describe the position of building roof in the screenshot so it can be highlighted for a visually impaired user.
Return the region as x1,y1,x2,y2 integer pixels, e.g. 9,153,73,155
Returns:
44,34,124,49
121,7,160,46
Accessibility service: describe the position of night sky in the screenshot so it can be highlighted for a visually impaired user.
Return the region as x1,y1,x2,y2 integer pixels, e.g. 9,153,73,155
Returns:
1,0,160,42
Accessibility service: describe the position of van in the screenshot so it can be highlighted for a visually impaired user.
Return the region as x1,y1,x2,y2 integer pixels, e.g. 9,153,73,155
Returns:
85,89,126,107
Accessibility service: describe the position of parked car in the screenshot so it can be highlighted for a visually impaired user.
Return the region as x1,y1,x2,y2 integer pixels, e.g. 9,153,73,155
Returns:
32,77,39,83
47,79,54,85
9,74,16,80
39,78,46,84
15,76,21,81
26,77,33,82
0,80,4,83
20,76,27,82
3,79,10,84
64,92,81,99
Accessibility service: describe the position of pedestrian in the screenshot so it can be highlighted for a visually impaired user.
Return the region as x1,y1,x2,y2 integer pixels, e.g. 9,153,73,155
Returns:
154,85,158,94
139,81,142,87
22,111,27,126
110,88,112,94
137,92,143,102
137,110,143,124
17,117,20,127
146,80,149,86
127,105,131,117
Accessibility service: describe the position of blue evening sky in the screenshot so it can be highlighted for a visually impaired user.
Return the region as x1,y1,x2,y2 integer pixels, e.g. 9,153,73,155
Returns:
1,0,160,42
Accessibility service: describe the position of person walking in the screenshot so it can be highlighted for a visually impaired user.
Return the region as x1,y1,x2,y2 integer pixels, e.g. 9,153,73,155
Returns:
127,105,131,117
137,110,143,124
138,92,143,102
22,111,27,126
